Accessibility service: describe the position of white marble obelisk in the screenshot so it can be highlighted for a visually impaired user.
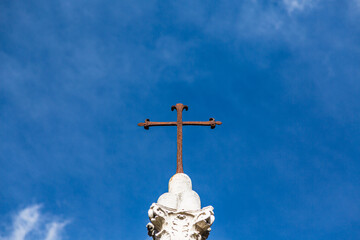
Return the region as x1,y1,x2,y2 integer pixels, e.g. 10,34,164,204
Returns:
147,173,215,240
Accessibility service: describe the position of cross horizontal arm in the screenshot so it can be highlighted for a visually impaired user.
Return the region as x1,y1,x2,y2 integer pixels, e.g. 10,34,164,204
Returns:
183,121,222,126
138,121,177,126
138,118,222,130
184,118,222,129
138,120,177,129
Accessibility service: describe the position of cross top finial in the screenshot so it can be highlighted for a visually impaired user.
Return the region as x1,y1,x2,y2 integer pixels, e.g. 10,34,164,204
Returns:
138,103,222,173
171,103,188,112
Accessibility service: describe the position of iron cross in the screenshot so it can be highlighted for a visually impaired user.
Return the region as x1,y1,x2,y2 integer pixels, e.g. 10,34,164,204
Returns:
138,103,222,173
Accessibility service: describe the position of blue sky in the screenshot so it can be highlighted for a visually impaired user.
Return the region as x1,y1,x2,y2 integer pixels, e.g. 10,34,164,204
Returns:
1,0,360,239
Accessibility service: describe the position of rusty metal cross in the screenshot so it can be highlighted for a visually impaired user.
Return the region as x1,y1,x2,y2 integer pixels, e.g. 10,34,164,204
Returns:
138,103,222,173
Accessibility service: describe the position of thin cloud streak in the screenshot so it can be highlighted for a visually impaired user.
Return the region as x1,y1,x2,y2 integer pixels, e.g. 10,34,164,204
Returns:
282,0,316,13
0,205,68,240
8,205,40,240
44,222,68,240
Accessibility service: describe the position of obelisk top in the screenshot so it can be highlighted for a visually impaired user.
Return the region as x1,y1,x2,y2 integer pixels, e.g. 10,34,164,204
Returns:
157,173,201,211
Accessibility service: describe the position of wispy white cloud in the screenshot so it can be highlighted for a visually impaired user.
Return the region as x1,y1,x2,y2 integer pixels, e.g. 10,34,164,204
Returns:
8,205,40,240
171,1,309,44
44,222,68,240
0,205,68,240
282,0,315,13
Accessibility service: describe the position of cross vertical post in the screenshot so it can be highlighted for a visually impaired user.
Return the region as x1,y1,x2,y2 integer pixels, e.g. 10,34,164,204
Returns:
172,103,188,173
138,103,222,173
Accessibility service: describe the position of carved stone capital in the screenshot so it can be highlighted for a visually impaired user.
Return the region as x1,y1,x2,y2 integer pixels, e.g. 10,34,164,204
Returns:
147,203,215,240
146,173,215,239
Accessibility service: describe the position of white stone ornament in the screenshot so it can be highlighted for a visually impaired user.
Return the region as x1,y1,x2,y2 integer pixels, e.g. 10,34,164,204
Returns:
147,173,215,240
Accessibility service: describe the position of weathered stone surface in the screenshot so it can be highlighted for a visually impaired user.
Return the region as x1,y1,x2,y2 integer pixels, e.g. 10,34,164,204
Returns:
147,173,215,240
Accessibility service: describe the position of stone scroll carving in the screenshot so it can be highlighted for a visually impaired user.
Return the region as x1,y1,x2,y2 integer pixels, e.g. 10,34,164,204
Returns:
147,203,215,240
147,173,215,240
